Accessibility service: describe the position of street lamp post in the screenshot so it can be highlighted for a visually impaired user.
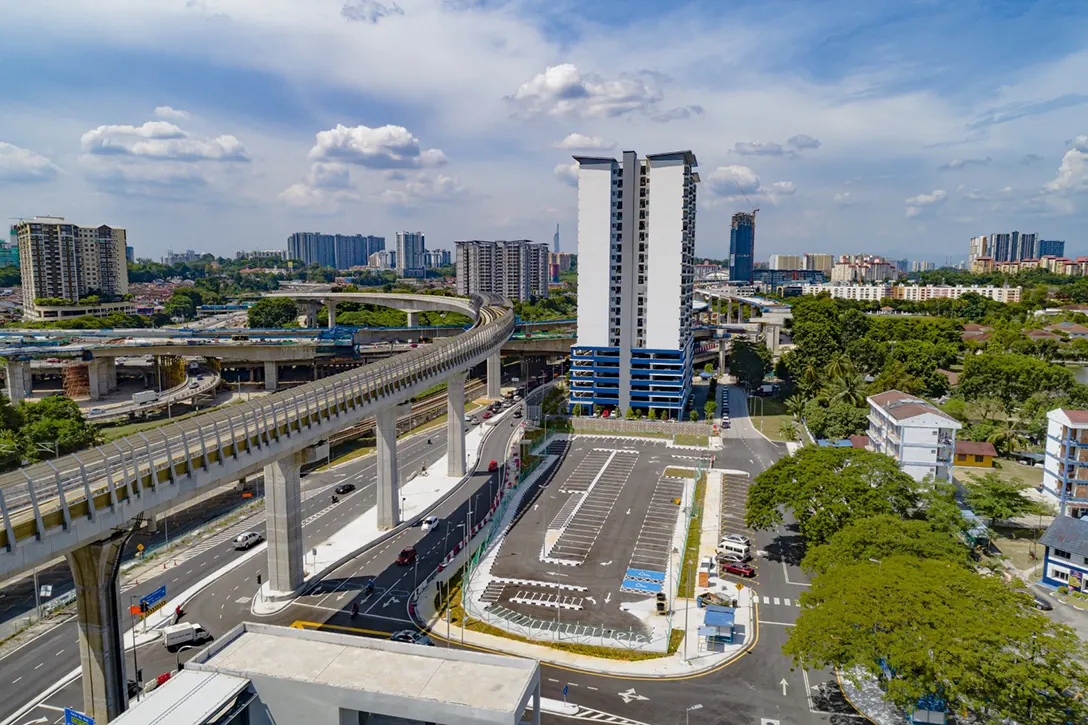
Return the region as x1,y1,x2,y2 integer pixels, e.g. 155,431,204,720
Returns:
175,644,194,672
686,704,703,725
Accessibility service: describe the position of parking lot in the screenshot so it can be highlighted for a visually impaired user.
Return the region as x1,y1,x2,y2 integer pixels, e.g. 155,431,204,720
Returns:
719,472,753,544
484,436,712,634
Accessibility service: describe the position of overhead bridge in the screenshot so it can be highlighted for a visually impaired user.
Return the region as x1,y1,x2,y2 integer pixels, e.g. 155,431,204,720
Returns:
0,293,514,724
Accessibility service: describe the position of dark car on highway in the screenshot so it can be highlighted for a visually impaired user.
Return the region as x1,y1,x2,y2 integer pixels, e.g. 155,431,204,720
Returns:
721,562,756,577
334,483,356,495
395,546,417,565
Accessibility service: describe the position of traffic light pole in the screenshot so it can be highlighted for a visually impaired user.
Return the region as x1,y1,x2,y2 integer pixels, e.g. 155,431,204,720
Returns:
128,594,141,701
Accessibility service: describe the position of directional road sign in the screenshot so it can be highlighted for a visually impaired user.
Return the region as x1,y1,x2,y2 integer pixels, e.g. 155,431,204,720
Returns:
140,585,167,615
64,708,93,725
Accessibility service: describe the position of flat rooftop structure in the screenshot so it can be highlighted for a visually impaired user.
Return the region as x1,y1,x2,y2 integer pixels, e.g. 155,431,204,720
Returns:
111,622,542,725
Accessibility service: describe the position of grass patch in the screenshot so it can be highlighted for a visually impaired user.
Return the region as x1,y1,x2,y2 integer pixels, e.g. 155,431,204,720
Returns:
747,397,793,442
434,567,683,661
674,433,709,446
955,459,1044,489
991,526,1044,573
677,472,708,598
663,467,697,479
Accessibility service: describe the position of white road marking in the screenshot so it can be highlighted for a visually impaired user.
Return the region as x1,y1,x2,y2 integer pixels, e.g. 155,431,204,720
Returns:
784,598,791,606
763,596,769,604
34,663,43,670
55,650,63,656
12,677,20,684
760,620,796,627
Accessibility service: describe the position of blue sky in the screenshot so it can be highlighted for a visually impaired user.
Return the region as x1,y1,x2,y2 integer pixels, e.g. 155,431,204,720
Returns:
1,0,1087,262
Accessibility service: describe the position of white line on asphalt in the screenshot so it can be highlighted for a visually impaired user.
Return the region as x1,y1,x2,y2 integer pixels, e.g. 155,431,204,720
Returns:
548,678,559,683
763,596,769,604
781,561,810,586
802,668,815,712
784,598,791,606
759,620,795,627
34,663,43,670
55,650,63,656
172,577,179,583
587,686,597,691
12,678,20,684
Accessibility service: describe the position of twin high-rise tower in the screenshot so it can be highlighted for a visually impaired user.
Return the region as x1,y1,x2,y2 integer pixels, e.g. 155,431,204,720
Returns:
569,150,699,417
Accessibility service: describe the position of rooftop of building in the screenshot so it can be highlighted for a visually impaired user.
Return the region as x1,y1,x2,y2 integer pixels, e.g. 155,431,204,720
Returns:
954,440,997,458
868,390,960,426
1048,409,1088,427
1040,515,1088,560
175,622,539,725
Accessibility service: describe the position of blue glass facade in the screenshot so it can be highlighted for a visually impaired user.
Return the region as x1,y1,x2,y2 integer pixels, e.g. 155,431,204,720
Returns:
729,213,755,283
1039,239,1066,257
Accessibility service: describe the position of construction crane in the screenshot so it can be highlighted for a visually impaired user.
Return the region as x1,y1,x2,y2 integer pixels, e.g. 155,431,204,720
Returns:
732,179,759,220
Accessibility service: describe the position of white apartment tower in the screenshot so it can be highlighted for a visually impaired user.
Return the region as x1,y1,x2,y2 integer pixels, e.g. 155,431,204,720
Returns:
570,150,698,417
395,231,426,278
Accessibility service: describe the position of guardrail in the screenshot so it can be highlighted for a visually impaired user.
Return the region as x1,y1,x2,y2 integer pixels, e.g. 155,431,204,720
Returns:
0,294,514,564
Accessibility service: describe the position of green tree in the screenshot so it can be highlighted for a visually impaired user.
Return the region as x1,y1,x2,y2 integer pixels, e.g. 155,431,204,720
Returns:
825,352,854,384
844,337,887,376
703,362,714,376
784,556,1088,724
572,404,583,416
868,360,926,396
784,395,806,421
959,352,1075,410
704,400,717,419
824,371,867,407
647,408,657,421
778,419,798,441
624,407,635,420
801,514,970,575
689,410,698,422
985,419,1027,456
939,397,968,423
729,338,772,391
18,397,98,459
964,472,1052,527
747,447,920,545
803,399,868,440
247,297,299,328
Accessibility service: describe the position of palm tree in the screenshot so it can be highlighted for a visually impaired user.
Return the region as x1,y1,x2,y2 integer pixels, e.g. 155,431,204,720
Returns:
826,353,855,384
785,395,807,421
987,419,1027,456
826,372,868,407
800,363,821,399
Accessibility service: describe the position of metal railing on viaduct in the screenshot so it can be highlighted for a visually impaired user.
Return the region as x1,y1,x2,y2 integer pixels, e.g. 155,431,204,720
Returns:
0,292,514,724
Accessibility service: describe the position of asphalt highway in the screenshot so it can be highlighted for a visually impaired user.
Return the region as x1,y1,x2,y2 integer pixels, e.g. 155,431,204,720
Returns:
0,417,469,724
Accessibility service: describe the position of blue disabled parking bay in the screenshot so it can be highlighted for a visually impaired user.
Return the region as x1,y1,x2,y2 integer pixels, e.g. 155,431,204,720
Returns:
625,568,665,582
621,579,663,594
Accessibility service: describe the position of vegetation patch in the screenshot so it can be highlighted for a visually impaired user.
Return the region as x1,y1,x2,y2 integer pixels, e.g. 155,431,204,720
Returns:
677,472,707,597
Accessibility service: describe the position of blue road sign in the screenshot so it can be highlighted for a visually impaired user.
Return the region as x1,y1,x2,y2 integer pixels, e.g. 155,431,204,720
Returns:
65,708,93,725
141,585,166,609
563,684,568,697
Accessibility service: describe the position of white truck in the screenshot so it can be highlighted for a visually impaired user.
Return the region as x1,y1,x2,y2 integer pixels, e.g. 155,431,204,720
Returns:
132,390,159,405
161,622,212,651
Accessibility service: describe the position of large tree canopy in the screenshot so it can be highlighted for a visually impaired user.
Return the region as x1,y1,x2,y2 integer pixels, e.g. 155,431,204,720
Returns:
746,447,920,545
784,556,1088,725
247,297,299,329
958,352,1075,409
801,514,970,575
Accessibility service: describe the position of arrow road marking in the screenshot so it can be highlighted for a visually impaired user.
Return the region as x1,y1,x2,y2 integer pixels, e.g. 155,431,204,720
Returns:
383,596,400,608
779,678,789,696
585,596,596,604
600,560,612,566
626,508,631,515
618,688,649,704
604,592,612,604
533,504,539,511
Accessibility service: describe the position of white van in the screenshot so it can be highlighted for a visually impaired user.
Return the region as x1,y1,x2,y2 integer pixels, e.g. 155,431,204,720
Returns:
718,537,751,562
162,622,211,651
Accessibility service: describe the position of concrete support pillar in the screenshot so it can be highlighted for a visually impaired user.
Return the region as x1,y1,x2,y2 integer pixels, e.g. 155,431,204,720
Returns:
406,310,419,328
5,361,29,404
447,371,467,478
106,358,118,392
264,361,278,392
487,353,502,400
88,360,109,401
264,451,305,595
376,405,400,530
326,301,337,329
301,303,319,329
65,531,132,724
718,339,728,374
726,299,732,325
767,324,780,355
146,511,158,534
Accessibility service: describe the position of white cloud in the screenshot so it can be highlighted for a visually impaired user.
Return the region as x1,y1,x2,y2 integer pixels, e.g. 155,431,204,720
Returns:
733,141,785,157
305,163,352,190
81,121,248,162
279,183,359,212
553,162,578,187
706,165,795,204
0,142,61,183
553,133,614,151
833,191,854,206
1043,135,1088,195
84,164,209,200
508,64,693,119
341,0,403,23
154,106,190,120
307,124,447,170
904,189,947,217
940,157,992,170
787,134,821,150
380,173,467,206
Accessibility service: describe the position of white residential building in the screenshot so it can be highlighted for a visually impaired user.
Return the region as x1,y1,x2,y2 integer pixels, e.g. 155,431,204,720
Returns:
830,254,900,283
570,150,698,417
802,253,833,275
894,285,1021,303
454,239,549,301
395,231,426,278
1042,409,1088,518
803,284,893,301
866,390,961,482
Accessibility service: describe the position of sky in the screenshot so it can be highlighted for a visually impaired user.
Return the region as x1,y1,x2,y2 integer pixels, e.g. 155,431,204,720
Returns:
2,0,1088,263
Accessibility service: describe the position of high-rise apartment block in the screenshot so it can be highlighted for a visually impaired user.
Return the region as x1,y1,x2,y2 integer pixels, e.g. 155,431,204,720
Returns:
395,231,426,278
454,240,549,302
830,254,899,283
13,216,131,321
1040,409,1088,591
569,150,698,417
1039,239,1066,258
287,233,384,270
911,260,936,272
368,250,395,269
423,249,452,268
969,231,1039,265
125,245,134,264
802,253,833,276
163,249,201,265
729,212,755,283
768,254,802,270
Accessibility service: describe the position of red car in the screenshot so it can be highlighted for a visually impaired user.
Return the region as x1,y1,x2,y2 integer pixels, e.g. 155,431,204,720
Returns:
721,562,755,577
488,460,498,472
482,411,492,420
395,546,417,565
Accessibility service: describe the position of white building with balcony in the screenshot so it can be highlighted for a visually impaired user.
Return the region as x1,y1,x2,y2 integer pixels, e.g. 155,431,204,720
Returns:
1042,409,1088,518
866,390,961,482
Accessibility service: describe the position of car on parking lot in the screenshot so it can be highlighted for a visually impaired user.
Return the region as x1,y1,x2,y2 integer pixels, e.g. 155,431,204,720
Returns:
390,629,433,645
488,460,498,472
601,409,611,418
232,531,263,550
90,408,104,415
334,483,356,495
721,562,756,577
1030,592,1054,611
720,533,751,546
395,546,417,565
421,515,439,533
